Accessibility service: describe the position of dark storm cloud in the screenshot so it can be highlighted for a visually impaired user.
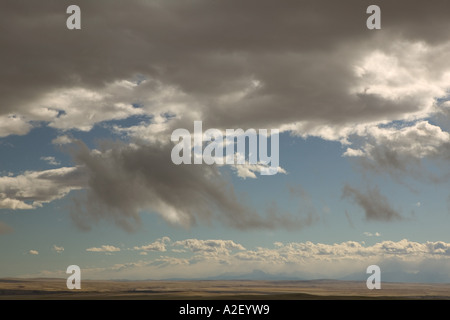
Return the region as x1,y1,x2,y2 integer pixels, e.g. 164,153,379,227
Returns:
70,141,311,231
342,184,403,221
2,0,450,130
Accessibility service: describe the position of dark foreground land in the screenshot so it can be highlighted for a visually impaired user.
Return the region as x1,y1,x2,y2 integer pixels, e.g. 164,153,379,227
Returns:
0,278,449,299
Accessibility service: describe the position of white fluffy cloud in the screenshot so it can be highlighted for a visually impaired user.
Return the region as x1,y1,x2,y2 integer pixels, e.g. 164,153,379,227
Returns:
236,239,450,262
28,250,39,255
173,239,246,256
133,237,171,253
21,82,145,132
230,163,287,179
345,121,450,160
0,115,32,138
351,42,450,120
27,238,450,281
51,135,73,145
0,167,86,210
0,78,192,139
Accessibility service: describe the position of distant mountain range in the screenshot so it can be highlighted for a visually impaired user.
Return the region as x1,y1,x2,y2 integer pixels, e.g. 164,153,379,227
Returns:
164,269,304,281
163,269,450,283
205,269,304,281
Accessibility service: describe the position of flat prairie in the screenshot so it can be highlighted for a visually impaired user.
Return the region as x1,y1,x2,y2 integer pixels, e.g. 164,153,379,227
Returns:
0,278,449,299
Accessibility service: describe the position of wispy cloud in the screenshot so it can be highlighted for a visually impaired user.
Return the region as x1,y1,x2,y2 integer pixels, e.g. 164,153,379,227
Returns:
342,184,403,221
70,141,309,232
52,245,64,253
86,245,121,253
40,156,60,166
363,232,381,237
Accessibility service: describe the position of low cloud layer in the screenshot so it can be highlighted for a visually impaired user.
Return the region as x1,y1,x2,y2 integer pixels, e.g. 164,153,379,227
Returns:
28,237,450,281
173,239,246,255
133,237,170,253
86,245,121,253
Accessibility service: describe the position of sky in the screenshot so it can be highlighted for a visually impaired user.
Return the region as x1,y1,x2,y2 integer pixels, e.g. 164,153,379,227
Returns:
1,0,450,282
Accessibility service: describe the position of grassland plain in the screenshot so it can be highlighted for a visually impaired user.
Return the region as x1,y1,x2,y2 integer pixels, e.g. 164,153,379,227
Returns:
0,278,449,300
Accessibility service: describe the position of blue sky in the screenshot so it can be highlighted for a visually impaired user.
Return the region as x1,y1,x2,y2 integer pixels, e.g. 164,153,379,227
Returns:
1,0,450,282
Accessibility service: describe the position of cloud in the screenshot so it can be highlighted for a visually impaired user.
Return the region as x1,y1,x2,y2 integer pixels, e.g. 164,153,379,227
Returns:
344,210,355,229
0,115,32,138
342,184,403,221
40,156,60,166
343,121,450,173
1,1,450,142
230,163,287,179
173,239,246,256
52,245,64,253
0,167,87,210
35,83,145,132
70,141,310,231
149,256,191,269
52,135,73,145
171,249,186,253
86,245,121,253
234,239,450,264
133,237,170,252
0,221,13,235
28,250,39,255
343,148,365,157
26,238,450,281
2,0,450,231
0,139,310,232
363,232,381,237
